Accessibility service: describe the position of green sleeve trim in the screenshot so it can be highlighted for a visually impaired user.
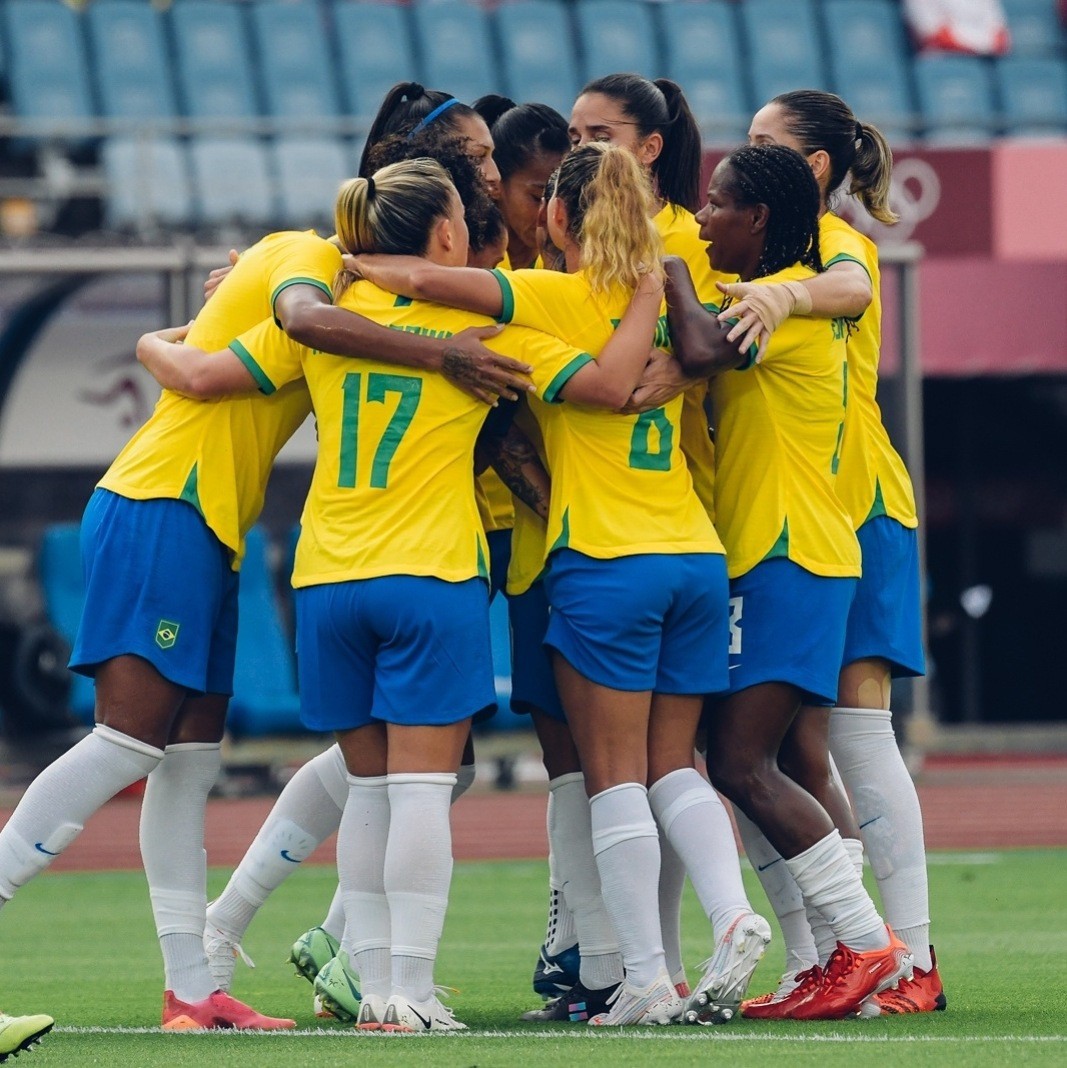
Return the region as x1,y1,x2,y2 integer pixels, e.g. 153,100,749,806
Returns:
269,276,333,325
544,353,594,403
824,252,873,284
491,268,515,324
393,294,413,307
228,339,277,396
721,317,759,370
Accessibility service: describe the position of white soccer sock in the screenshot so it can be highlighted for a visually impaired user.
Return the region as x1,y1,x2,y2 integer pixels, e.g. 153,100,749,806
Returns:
141,741,222,1002
830,707,933,971
650,769,751,940
549,773,621,989
589,782,665,989
543,784,579,955
733,806,817,973
322,885,345,943
658,829,686,984
385,772,456,1003
452,762,476,805
784,830,888,953
805,837,864,964
338,775,391,1000
0,724,163,903
207,744,347,941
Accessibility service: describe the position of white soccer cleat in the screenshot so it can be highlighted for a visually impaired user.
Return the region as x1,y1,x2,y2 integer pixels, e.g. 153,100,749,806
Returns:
588,971,683,1026
202,921,255,993
684,911,772,1025
355,993,390,1031
380,992,468,1032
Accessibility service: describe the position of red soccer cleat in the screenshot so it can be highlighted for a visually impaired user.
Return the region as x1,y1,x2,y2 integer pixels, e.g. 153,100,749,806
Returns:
162,990,296,1031
788,929,912,1021
859,946,946,1017
741,965,823,1020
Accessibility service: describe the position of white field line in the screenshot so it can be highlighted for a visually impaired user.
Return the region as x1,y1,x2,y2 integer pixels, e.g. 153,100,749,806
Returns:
52,1026,1067,1043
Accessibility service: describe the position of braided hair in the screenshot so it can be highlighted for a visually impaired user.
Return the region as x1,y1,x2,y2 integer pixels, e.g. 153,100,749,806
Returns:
719,144,823,279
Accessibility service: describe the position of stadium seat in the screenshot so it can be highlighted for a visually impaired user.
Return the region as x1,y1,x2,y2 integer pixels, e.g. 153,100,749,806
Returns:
913,54,997,143
574,0,660,83
1000,0,1067,57
3,0,95,145
101,137,194,231
38,524,95,726
822,0,916,141
410,0,501,105
738,0,830,105
86,0,178,123
494,0,581,117
332,1,419,120
189,136,277,227
250,0,341,123
995,55,1067,135
169,0,260,120
228,526,304,738
660,0,750,146
271,136,352,227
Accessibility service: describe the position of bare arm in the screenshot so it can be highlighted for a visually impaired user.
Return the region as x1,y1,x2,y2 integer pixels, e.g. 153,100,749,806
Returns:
619,347,696,414
345,255,504,318
136,326,257,398
716,259,872,357
664,257,750,379
477,422,551,521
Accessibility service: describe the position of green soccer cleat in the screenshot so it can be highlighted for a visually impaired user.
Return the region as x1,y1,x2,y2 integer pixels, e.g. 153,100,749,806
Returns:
288,926,341,985
0,1012,54,1063
312,952,362,1024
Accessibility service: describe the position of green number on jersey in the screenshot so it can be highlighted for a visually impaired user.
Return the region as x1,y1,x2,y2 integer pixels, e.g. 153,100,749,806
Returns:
337,371,423,489
628,407,674,472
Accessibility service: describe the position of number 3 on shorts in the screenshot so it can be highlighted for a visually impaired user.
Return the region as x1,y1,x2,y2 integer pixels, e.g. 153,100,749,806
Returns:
728,595,743,656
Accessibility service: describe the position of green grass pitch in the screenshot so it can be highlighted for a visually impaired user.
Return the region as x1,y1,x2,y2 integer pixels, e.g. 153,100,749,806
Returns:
1,850,1064,1065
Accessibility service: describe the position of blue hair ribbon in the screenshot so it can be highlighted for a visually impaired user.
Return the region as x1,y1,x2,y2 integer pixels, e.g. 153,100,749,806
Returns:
409,97,461,137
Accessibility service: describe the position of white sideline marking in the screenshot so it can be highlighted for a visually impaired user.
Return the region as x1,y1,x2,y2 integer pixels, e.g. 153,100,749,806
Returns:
52,1026,1067,1043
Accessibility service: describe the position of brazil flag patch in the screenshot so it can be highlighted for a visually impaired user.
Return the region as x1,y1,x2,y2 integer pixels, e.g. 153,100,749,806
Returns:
155,620,180,650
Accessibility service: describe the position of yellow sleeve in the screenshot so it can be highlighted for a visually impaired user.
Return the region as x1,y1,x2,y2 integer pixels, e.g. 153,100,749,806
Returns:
491,268,572,329
488,325,593,403
267,234,343,321
819,223,874,282
228,316,306,395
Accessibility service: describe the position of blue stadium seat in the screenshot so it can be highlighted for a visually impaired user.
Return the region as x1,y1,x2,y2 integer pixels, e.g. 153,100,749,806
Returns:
822,0,916,141
661,0,750,146
169,0,259,120
995,55,1067,135
1000,0,1067,57
3,0,94,144
410,0,500,104
86,0,178,123
738,0,829,105
228,527,303,737
574,0,660,83
333,1,419,120
102,137,194,231
494,0,580,117
913,54,997,143
250,0,340,122
271,136,352,227
38,524,95,726
189,136,276,227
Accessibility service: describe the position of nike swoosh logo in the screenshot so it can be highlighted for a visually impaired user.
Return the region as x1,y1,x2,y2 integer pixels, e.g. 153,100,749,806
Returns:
728,664,740,671
859,816,882,830
410,1006,432,1029
34,842,59,856
279,850,301,863
757,858,781,872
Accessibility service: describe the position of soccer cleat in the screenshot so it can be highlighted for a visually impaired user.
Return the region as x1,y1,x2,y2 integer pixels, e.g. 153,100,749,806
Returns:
858,947,946,1017
313,993,333,1019
684,911,772,1025
0,1012,53,1063
355,994,389,1031
787,928,913,1020
742,965,823,1019
381,992,468,1032
532,941,581,998
161,990,296,1031
203,921,255,993
312,952,361,1024
289,925,340,985
588,972,683,1027
521,980,620,1023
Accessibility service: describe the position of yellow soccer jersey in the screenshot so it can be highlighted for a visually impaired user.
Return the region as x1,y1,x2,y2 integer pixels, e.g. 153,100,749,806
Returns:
505,399,550,596
230,281,591,588
475,468,516,533
98,230,340,566
493,267,723,562
654,202,731,521
710,264,861,580
501,249,545,271
820,214,918,530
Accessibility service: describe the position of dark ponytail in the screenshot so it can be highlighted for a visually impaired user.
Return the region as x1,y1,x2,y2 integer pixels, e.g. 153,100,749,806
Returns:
473,94,569,181
580,73,702,212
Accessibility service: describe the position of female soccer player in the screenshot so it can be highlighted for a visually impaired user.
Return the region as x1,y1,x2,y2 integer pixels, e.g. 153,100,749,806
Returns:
667,143,912,1021
356,142,765,1027
728,91,941,1018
